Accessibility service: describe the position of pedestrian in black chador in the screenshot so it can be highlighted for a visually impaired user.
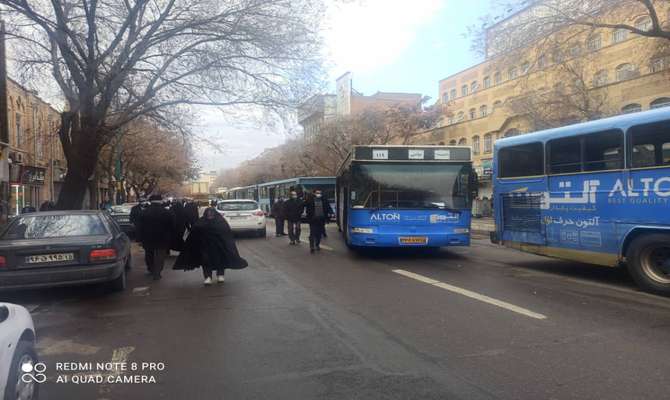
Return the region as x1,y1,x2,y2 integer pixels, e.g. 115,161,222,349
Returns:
137,194,175,280
170,200,187,251
173,207,248,286
271,197,287,237
284,191,304,245
305,189,333,253
183,201,199,231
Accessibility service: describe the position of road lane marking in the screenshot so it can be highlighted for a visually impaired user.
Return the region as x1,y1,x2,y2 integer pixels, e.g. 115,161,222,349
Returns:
392,269,547,320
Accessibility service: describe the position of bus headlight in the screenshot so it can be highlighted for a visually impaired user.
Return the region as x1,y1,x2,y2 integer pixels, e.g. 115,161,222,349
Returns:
453,228,470,234
351,227,374,234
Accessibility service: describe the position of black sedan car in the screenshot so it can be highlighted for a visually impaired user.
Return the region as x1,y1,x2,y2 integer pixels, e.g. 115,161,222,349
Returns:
0,211,131,292
109,202,139,236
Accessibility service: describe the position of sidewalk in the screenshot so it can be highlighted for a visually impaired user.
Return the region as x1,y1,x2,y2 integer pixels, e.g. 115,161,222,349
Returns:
471,217,495,235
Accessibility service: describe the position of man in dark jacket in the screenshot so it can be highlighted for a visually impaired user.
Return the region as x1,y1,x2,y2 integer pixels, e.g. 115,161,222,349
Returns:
283,191,304,245
138,194,176,280
305,189,334,253
271,197,287,237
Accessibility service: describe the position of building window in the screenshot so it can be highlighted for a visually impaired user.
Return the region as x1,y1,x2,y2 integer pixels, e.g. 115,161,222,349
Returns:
461,85,468,97
450,88,457,99
449,139,457,145
635,16,652,32
448,116,454,125
472,136,480,155
616,63,638,81
569,45,581,57
521,62,530,74
593,69,608,87
650,97,670,109
483,76,491,89
442,92,449,103
508,67,518,80
458,138,467,145
587,34,602,51
504,129,520,138
651,57,667,73
612,28,628,43
494,71,502,85
471,81,478,93
537,55,546,69
15,113,21,147
493,100,502,109
469,108,476,119
457,111,464,121
480,105,488,117
484,134,493,153
622,103,642,114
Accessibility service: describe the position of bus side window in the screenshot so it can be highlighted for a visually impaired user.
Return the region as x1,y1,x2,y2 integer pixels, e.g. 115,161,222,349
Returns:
548,136,581,174
499,142,544,178
630,120,670,168
583,130,623,171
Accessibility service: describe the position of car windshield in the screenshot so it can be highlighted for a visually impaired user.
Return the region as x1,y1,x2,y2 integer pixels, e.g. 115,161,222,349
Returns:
217,202,258,211
350,162,473,210
2,214,108,239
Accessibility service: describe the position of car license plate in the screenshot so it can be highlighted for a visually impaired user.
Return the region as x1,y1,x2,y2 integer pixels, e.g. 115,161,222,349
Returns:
399,237,428,245
117,217,129,222
25,253,75,264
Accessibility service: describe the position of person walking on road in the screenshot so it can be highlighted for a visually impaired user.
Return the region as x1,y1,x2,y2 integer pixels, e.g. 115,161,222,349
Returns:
184,200,199,231
284,191,304,245
174,207,248,286
170,200,187,251
305,189,333,253
271,197,287,237
137,194,176,280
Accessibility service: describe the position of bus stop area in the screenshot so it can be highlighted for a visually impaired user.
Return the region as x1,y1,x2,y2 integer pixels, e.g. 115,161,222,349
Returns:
5,219,670,400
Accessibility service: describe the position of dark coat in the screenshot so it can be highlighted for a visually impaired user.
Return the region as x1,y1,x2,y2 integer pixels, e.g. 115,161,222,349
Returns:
170,202,187,251
305,197,333,222
184,202,199,230
283,198,304,222
271,199,285,219
129,203,143,226
173,209,248,271
137,203,175,248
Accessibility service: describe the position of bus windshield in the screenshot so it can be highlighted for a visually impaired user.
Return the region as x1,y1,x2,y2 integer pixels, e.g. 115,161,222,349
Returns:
350,162,472,210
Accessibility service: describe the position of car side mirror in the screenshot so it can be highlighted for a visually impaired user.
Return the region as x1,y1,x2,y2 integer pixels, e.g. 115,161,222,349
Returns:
0,305,9,323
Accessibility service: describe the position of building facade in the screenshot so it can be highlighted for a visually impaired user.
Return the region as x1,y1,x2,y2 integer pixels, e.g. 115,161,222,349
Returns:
411,4,670,200
298,72,423,141
5,78,66,215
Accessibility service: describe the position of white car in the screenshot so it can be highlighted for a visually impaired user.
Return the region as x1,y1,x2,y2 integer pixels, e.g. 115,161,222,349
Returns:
216,200,267,237
0,303,38,400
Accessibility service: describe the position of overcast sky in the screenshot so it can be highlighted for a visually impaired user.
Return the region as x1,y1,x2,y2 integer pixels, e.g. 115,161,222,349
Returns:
196,0,492,173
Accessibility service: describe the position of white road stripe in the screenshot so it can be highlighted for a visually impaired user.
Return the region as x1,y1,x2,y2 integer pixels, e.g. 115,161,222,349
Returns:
392,269,547,320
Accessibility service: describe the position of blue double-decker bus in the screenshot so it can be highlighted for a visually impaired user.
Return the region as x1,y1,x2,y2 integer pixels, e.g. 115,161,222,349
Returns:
336,145,476,248
491,107,670,295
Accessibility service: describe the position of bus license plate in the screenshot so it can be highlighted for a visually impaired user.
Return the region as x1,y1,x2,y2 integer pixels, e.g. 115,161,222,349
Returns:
399,237,428,245
25,253,75,264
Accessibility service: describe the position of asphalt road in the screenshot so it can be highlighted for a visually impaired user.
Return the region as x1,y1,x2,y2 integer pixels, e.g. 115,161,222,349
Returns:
4,222,670,400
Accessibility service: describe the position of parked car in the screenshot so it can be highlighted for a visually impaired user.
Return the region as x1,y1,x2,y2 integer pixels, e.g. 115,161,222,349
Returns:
0,211,131,292
108,203,138,236
215,200,266,237
0,303,38,400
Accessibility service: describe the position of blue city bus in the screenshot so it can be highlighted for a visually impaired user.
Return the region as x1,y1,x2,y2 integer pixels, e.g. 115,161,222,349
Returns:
258,177,335,216
224,185,259,201
491,107,670,295
336,145,476,248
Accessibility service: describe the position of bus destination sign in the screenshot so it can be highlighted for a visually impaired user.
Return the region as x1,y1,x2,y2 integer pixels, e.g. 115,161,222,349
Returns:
353,146,470,162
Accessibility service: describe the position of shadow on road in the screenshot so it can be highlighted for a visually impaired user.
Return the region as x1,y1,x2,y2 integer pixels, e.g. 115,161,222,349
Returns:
509,258,636,288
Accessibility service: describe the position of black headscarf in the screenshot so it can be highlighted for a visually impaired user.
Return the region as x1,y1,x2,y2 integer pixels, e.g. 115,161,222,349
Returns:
173,207,248,271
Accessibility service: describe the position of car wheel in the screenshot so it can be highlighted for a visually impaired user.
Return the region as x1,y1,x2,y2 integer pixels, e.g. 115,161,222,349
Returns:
109,268,127,292
627,233,670,296
257,228,267,238
3,340,39,400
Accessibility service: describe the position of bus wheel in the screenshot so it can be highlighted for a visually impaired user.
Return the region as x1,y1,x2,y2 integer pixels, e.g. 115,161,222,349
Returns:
627,234,670,295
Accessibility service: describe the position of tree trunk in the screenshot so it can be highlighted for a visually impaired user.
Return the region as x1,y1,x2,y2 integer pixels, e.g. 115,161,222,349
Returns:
56,130,101,210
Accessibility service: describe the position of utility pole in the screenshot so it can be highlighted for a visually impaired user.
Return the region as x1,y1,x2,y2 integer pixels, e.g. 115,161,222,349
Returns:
0,21,10,224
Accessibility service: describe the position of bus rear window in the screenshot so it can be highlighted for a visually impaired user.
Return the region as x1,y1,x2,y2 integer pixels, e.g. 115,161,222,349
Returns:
630,120,670,168
498,143,543,178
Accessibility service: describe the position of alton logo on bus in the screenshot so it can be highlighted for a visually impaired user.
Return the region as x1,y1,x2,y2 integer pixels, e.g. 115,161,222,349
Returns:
370,212,401,222
541,177,670,208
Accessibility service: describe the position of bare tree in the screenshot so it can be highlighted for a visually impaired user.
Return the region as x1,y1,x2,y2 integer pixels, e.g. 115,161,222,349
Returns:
2,0,327,209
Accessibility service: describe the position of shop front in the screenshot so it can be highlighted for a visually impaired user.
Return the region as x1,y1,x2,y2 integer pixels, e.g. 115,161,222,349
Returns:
10,164,45,215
